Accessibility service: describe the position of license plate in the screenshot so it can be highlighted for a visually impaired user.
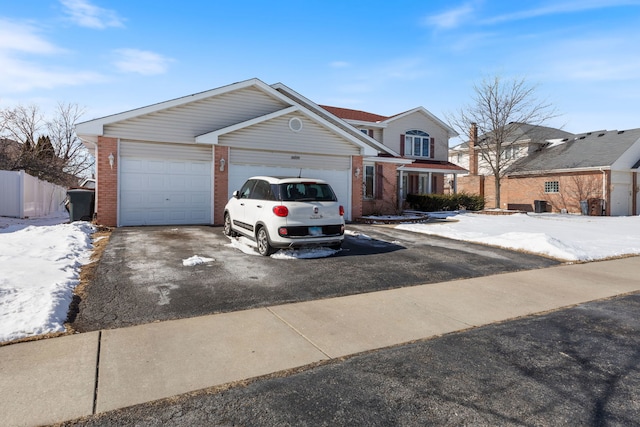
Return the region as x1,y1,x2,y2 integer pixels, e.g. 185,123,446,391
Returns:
309,226,322,236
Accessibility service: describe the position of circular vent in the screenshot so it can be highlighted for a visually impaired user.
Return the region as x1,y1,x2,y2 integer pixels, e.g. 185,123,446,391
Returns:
289,117,303,132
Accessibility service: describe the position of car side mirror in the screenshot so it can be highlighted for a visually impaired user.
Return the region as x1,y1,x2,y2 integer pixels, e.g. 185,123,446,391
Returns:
232,190,239,199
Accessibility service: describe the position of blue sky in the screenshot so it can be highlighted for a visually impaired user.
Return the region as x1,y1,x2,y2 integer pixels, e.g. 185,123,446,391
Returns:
2,0,640,143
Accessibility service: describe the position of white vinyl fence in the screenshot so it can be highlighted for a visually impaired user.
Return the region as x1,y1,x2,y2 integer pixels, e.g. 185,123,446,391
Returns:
0,170,67,218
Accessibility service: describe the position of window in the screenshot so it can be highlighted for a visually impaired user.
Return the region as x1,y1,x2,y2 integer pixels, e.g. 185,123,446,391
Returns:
360,129,369,135
364,165,375,199
544,181,559,193
501,145,517,160
404,130,431,158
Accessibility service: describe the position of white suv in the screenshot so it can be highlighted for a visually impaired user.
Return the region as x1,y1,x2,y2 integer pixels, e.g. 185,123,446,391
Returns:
223,176,345,256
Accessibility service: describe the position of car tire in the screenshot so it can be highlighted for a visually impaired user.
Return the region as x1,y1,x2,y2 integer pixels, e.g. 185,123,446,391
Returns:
256,227,274,256
223,213,236,237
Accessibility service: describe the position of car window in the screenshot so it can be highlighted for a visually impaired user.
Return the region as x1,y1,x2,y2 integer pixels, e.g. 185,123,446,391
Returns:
278,183,337,202
251,180,275,200
238,180,256,199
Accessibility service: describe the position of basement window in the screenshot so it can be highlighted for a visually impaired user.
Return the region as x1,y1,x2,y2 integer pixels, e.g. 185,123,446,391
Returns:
544,181,559,193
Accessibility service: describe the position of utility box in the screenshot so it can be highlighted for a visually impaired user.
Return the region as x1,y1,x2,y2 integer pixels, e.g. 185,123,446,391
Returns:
534,200,547,213
66,189,95,222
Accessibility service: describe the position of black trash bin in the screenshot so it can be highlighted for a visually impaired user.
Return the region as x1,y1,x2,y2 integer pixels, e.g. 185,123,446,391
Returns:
534,200,547,213
580,200,589,215
66,189,95,221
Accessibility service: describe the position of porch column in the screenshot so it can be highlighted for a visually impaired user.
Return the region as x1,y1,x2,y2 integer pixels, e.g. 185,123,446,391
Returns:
453,174,458,194
427,172,433,194
398,170,404,210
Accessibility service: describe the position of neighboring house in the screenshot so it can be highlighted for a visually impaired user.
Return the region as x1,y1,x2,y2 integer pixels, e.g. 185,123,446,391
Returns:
448,123,575,176
75,78,464,227
450,124,640,216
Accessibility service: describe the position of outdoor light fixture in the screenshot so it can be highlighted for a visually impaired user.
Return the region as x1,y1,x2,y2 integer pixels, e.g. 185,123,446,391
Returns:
354,167,361,178
108,152,115,169
219,158,226,171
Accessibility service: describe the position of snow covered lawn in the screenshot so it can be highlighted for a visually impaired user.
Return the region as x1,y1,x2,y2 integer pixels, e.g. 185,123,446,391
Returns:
398,212,640,262
1,212,94,343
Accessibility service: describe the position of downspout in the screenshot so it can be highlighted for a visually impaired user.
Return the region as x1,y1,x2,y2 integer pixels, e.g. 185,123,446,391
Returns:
599,167,607,215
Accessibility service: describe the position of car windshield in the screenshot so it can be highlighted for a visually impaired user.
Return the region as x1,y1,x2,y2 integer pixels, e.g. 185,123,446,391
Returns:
276,183,337,202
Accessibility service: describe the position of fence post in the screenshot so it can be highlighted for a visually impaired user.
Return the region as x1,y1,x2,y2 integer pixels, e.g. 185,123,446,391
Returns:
18,170,25,218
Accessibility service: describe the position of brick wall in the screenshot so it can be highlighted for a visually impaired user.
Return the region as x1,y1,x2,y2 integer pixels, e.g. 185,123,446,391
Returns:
351,156,363,220
96,136,118,226
213,145,230,225
362,162,399,216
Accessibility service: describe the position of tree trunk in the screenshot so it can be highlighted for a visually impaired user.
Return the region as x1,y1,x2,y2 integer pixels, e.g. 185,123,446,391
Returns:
494,175,501,209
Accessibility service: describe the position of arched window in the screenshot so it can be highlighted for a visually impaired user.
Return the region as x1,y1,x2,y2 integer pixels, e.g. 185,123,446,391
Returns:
404,130,431,158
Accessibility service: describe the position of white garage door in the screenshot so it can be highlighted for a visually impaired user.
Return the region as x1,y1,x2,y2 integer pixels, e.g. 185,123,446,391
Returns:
228,165,351,220
119,141,212,226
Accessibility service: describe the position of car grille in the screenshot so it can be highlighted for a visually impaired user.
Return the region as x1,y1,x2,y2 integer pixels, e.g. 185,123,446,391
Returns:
284,225,343,237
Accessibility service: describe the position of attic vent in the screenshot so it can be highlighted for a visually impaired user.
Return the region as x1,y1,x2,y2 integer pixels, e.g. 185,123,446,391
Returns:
579,136,586,139
289,117,303,132
562,138,568,142
598,133,605,137
587,132,592,135
618,130,625,134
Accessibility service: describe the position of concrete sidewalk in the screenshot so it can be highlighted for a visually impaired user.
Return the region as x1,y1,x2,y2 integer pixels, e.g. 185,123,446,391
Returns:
2,256,639,427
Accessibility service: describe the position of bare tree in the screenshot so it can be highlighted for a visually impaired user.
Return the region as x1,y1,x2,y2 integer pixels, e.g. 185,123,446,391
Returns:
0,103,93,186
447,76,559,208
47,102,93,181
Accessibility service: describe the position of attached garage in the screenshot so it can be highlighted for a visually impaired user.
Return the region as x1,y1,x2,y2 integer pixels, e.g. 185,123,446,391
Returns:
119,141,212,226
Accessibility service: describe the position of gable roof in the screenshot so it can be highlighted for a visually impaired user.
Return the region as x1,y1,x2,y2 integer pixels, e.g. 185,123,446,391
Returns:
507,128,640,174
450,122,574,151
76,78,397,156
320,106,389,123
322,105,458,138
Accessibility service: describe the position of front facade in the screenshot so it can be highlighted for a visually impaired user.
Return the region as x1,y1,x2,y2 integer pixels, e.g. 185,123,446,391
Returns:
320,106,464,215
77,79,463,227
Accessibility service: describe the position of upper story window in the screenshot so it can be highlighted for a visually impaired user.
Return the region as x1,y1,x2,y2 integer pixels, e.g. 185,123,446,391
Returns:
404,130,431,158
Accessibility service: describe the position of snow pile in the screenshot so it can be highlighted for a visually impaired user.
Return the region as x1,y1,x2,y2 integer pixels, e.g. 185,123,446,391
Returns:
0,213,94,342
398,213,640,261
182,255,215,266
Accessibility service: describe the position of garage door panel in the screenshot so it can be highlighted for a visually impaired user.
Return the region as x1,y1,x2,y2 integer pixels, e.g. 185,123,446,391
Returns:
120,145,212,226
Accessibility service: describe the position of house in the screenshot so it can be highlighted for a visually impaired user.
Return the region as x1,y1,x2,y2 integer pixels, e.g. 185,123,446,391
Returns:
450,123,640,216
449,123,574,176
75,78,464,227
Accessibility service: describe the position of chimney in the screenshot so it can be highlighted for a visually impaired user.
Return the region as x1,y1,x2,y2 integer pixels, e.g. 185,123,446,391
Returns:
469,123,478,175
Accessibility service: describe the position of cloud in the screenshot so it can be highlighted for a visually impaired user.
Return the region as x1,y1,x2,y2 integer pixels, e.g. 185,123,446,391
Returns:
482,0,640,25
0,19,62,54
423,3,476,30
60,0,125,29
0,19,105,93
112,49,174,75
329,61,351,69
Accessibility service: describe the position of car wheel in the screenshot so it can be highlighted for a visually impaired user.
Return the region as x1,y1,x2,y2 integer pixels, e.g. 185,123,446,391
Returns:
256,227,274,256
223,213,235,237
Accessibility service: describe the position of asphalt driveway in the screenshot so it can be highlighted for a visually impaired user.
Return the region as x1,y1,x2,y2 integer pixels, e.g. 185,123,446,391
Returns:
71,224,559,332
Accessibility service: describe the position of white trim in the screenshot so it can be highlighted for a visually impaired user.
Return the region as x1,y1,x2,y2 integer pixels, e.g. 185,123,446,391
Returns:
399,166,467,174
507,165,612,176
342,119,388,128
364,156,413,165
383,107,458,138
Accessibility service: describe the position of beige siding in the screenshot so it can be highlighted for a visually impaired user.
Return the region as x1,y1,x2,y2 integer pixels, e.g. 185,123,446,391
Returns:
105,87,289,144
120,140,213,161
383,111,450,161
221,112,360,156
230,148,350,170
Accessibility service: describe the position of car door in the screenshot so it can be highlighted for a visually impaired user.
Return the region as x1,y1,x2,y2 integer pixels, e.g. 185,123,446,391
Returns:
244,179,274,231
231,179,257,235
